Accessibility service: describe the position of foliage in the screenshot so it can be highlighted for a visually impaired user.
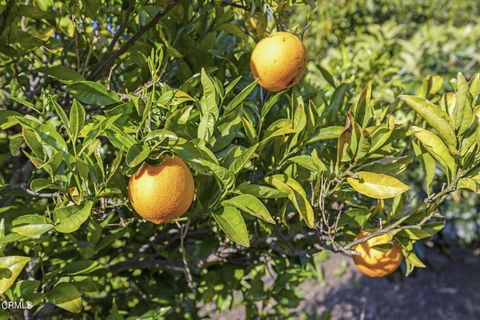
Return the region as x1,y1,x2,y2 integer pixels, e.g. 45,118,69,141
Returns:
0,0,480,319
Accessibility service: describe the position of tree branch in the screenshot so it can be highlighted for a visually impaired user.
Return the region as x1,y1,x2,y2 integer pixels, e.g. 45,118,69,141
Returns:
106,0,136,53
87,0,180,81
106,257,185,273
341,180,457,252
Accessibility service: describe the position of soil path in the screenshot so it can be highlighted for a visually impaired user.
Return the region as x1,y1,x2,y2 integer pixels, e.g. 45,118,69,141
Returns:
298,246,480,320
211,246,480,319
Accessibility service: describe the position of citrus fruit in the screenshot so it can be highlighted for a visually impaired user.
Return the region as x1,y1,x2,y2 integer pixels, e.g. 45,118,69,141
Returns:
352,230,403,277
250,31,307,92
128,156,195,224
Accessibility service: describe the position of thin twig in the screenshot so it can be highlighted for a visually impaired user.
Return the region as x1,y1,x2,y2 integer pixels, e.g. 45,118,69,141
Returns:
87,0,180,81
342,182,457,251
106,0,136,53
23,188,59,198
177,221,195,291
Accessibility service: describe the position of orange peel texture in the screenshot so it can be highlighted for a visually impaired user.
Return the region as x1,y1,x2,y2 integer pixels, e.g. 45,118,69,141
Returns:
128,156,195,224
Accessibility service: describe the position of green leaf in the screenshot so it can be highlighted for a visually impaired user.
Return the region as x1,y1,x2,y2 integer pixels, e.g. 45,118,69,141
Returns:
16,116,68,154
222,194,275,224
126,143,151,168
212,206,250,247
54,201,93,233
457,177,477,192
224,76,242,97
235,183,287,199
49,98,69,129
62,260,102,275
292,90,307,133
59,16,74,37
69,99,86,141
399,95,457,149
338,207,372,228
17,4,57,19
360,156,411,175
23,127,46,160
469,73,480,104
30,178,62,192
405,250,426,269
411,126,456,178
105,125,136,152
350,122,370,161
352,81,373,127
229,144,258,175
0,110,22,130
398,228,431,240
143,129,178,142
224,80,257,114
10,97,40,113
211,117,243,152
287,155,324,174
347,171,410,199
261,91,283,120
399,221,444,240
265,174,315,228
192,159,235,191
336,115,352,165
368,117,395,152
316,64,336,88
200,68,219,118
11,214,54,237
66,81,120,105
412,141,435,194
197,111,216,141
327,83,351,121
0,256,31,295
450,73,474,135
307,126,343,144
47,282,82,313
0,234,26,246
37,66,85,82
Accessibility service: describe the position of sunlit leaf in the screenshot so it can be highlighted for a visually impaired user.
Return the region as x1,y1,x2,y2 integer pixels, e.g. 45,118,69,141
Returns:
47,282,82,313
347,171,410,199
0,256,31,295
222,194,275,224
54,201,93,233
265,174,315,228
212,206,250,247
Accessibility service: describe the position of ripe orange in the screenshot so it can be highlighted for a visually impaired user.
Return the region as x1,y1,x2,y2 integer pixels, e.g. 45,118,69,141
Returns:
250,31,307,92
352,230,403,277
128,156,195,224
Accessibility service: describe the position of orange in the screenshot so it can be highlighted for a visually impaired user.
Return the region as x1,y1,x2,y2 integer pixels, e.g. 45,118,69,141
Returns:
352,230,403,277
128,156,195,224
250,31,307,92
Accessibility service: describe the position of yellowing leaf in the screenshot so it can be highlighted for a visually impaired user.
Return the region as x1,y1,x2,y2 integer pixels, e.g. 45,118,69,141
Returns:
347,171,410,199
47,282,83,313
54,201,93,233
457,177,477,192
399,95,457,149
411,126,456,179
0,256,31,295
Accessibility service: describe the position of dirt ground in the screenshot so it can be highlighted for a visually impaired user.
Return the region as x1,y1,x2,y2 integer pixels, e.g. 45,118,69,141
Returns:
298,245,480,320
211,245,480,320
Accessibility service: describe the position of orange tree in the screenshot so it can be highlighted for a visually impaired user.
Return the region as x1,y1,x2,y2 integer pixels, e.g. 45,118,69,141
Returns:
1,0,480,318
